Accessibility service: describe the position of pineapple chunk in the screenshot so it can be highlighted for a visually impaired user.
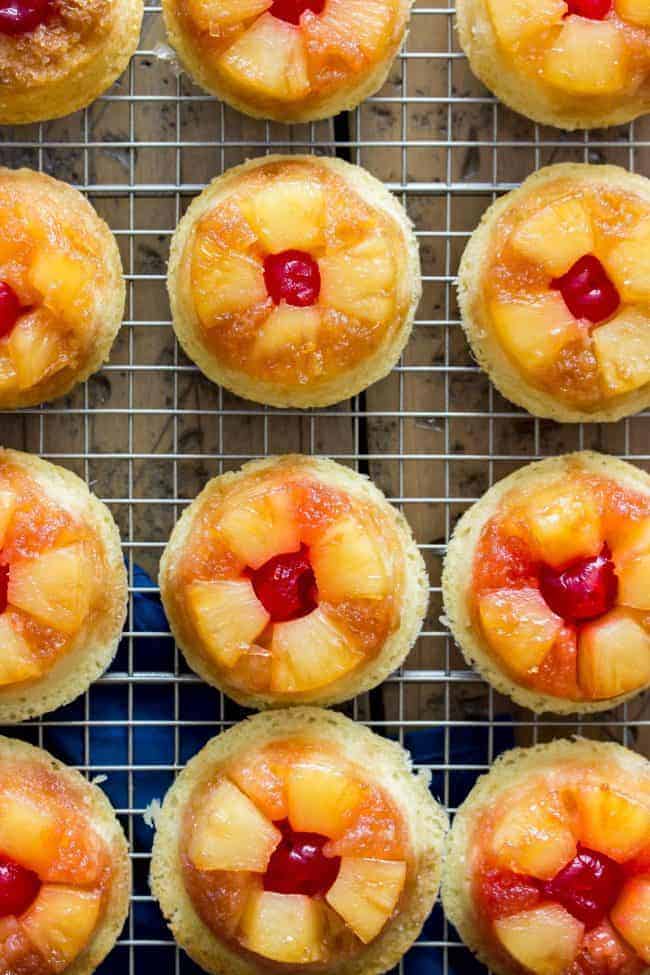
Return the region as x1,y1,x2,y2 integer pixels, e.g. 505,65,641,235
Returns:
494,904,584,975
610,875,650,965
593,308,650,397
21,887,101,973
187,0,271,29
578,607,650,699
303,0,391,63
28,248,91,330
326,858,406,944
287,760,363,838
510,198,594,278
7,310,69,391
490,793,577,881
572,785,650,863
544,18,627,95
578,920,641,973
490,294,580,375
0,488,15,548
271,607,364,693
310,515,389,603
241,179,325,252
0,788,61,874
319,232,395,322
219,487,301,570
616,0,650,26
186,579,270,668
0,916,44,973
229,745,290,821
616,552,650,611
240,890,325,963
187,779,281,872
0,616,41,686
605,218,650,302
218,15,310,102
192,234,266,323
254,304,320,360
612,516,650,564
0,354,18,396
478,588,564,678
524,481,602,567
486,0,566,49
8,544,91,636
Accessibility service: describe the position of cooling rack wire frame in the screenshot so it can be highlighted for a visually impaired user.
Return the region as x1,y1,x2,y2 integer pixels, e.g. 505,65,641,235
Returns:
0,2,649,973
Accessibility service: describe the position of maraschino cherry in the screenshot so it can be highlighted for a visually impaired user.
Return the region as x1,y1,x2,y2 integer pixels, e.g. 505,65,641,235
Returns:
0,0,51,35
0,853,40,917
269,0,325,25
249,544,318,622
264,818,340,897
0,564,8,615
0,283,20,339
539,543,618,623
551,255,620,325
541,846,623,929
264,250,321,307
565,0,612,19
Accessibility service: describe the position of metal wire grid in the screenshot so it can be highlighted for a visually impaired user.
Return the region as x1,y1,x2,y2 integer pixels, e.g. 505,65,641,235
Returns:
1,3,649,973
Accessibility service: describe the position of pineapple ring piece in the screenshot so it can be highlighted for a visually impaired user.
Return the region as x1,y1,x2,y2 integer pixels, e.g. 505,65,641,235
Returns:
167,155,421,408
0,0,143,125
459,163,650,423
162,0,410,123
456,0,650,129
151,707,448,975
0,735,130,975
0,447,127,722
0,168,125,410
442,738,650,975
159,454,429,709
443,450,650,714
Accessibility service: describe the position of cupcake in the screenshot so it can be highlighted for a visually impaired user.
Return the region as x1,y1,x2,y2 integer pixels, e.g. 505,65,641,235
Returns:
443,451,650,713
0,0,143,125
151,707,447,975
159,455,428,709
442,738,650,975
0,168,124,410
162,0,411,123
167,155,420,408
459,164,650,422
456,0,650,129
0,447,127,721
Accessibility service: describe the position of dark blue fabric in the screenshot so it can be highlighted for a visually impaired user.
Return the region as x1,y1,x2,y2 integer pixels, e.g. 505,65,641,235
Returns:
6,563,515,973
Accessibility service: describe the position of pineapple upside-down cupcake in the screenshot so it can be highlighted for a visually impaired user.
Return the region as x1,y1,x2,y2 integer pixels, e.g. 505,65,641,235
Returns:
0,0,143,125
0,168,124,410
0,736,130,975
150,708,448,975
456,0,650,129
459,164,650,422
162,0,411,123
442,739,650,975
443,451,650,714
159,455,428,709
0,448,127,721
167,155,420,408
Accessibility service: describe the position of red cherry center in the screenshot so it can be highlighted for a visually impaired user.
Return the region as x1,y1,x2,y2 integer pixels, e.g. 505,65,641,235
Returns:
565,0,612,19
551,255,620,325
0,563,8,615
0,283,21,339
264,819,340,897
541,846,623,929
249,544,318,623
269,0,325,25
264,250,321,307
539,543,618,624
0,0,51,35
0,853,40,917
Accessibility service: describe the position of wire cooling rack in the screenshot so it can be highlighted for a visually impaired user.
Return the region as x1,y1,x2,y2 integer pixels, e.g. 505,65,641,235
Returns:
1,3,649,973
